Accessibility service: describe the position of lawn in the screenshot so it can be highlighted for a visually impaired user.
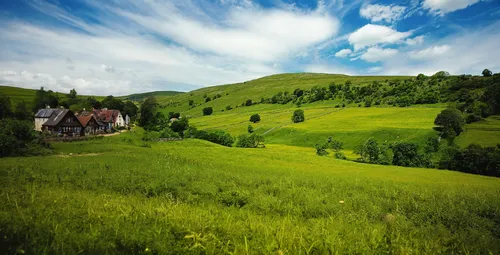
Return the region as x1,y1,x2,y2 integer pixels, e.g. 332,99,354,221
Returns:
1,130,499,254
456,115,500,148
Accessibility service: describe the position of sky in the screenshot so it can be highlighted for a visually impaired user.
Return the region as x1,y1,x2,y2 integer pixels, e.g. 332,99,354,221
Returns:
0,0,499,95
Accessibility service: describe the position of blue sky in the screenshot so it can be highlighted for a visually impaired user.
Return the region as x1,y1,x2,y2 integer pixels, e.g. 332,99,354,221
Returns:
0,0,499,95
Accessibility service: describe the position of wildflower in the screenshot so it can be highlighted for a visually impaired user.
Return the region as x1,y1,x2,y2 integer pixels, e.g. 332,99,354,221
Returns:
339,200,345,204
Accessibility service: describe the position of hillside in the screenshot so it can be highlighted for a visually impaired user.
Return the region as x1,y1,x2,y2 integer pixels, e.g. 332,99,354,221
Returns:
119,91,184,101
1,130,499,253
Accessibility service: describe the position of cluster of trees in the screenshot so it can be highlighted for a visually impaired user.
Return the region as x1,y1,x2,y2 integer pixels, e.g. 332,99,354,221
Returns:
316,137,346,159
0,96,50,157
140,97,189,138
438,144,500,177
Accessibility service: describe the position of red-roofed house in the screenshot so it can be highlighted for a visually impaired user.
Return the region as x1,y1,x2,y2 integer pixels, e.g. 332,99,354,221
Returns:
77,114,104,135
92,108,125,130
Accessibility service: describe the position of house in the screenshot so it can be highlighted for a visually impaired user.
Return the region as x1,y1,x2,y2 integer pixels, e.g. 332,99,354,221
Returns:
92,108,125,130
77,114,104,135
34,106,64,131
41,109,83,136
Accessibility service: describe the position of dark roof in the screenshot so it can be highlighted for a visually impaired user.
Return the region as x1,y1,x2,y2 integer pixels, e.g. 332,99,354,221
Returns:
93,109,121,123
35,108,64,118
42,109,70,127
78,114,105,127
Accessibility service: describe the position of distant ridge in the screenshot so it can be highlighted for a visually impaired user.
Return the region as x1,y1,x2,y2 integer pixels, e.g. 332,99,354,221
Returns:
120,91,184,101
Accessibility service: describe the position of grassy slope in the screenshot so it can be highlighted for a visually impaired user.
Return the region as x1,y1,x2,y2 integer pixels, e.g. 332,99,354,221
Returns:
1,130,499,254
456,115,500,148
119,91,184,101
154,73,412,115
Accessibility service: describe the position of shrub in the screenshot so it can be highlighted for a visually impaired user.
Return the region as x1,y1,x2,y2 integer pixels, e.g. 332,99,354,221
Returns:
315,143,329,156
245,99,253,106
390,142,431,168
225,105,232,111
355,137,390,164
202,107,213,116
292,109,305,123
334,151,346,160
249,114,261,123
205,97,211,103
424,137,440,153
236,134,265,148
0,119,48,157
434,108,465,137
466,114,481,124
438,144,500,177
247,125,254,134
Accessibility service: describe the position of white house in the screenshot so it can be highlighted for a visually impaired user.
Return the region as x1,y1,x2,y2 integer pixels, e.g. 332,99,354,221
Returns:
34,106,64,131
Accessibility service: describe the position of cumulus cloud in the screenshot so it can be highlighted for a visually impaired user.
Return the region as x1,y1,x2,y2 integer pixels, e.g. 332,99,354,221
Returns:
304,64,354,75
335,49,353,58
360,47,399,62
359,4,407,23
423,0,481,15
348,24,412,51
409,45,451,59
406,35,425,45
0,0,339,95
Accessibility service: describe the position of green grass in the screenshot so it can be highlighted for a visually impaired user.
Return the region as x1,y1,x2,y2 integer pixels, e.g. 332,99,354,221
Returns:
1,130,500,254
153,73,411,115
119,91,184,102
456,115,500,148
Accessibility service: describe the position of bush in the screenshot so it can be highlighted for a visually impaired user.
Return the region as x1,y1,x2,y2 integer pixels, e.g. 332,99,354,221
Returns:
187,127,234,147
205,97,211,103
225,105,232,111
0,119,48,157
390,142,431,168
438,144,500,177
247,125,254,134
466,114,481,124
202,107,213,116
236,134,265,148
292,109,305,123
434,108,465,137
249,114,261,123
142,131,161,141
355,137,390,164
245,99,253,106
424,137,440,153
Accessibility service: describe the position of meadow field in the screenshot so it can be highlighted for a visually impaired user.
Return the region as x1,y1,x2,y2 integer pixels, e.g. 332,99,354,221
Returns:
1,129,500,254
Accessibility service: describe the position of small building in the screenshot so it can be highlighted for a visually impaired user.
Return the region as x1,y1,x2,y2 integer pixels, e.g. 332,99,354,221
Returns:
41,109,83,136
77,114,104,135
93,108,125,130
34,106,64,131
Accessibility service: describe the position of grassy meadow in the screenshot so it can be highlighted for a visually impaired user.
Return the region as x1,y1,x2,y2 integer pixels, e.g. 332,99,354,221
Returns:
1,129,500,254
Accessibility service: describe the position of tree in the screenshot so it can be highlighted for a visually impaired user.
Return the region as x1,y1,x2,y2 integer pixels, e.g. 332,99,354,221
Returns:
0,96,13,119
101,96,125,111
202,107,213,116
482,69,492,77
355,137,389,164
14,101,30,120
247,125,254,134
245,99,253,106
390,142,430,167
293,88,304,97
69,88,77,99
33,87,58,112
123,101,139,119
434,108,466,137
236,133,265,148
416,73,426,80
139,97,157,129
292,109,305,123
170,117,189,136
205,97,211,103
188,100,194,106
249,114,261,123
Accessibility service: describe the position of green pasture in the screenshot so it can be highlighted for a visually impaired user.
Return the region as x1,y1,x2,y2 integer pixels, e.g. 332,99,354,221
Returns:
1,130,499,254
456,115,500,148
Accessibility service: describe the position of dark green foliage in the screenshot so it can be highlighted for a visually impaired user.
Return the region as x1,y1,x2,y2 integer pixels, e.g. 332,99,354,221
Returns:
225,105,232,111
364,99,372,107
186,127,234,147
205,97,211,103
293,88,304,97
33,87,58,112
315,143,329,156
14,101,30,120
466,114,482,124
123,101,139,119
438,144,500,177
390,142,431,168
416,73,426,80
482,69,492,77
170,118,189,136
0,119,49,157
247,125,253,134
245,99,253,106
355,138,390,164
292,109,305,123
101,95,125,111
138,97,157,130
202,107,213,116
424,137,440,153
188,100,194,106
434,108,465,137
249,114,261,123
69,88,77,99
236,134,265,148
0,96,13,119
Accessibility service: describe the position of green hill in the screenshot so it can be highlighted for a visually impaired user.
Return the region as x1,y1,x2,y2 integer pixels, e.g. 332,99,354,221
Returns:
119,91,184,102
1,130,499,253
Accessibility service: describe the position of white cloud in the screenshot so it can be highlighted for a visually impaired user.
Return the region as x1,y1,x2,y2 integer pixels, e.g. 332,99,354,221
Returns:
423,0,481,15
0,0,340,95
348,24,412,51
360,47,399,62
359,4,407,23
304,64,354,75
406,35,424,45
409,45,451,59
366,66,383,73
335,49,353,58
